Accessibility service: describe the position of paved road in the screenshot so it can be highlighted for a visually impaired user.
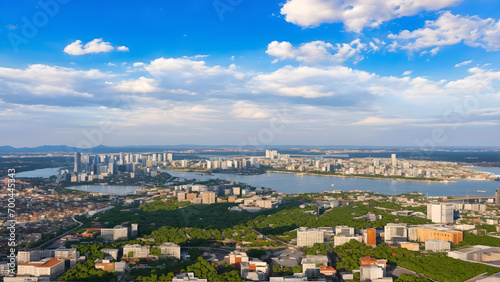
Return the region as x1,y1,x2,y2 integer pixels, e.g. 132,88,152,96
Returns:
39,214,83,248
250,228,304,254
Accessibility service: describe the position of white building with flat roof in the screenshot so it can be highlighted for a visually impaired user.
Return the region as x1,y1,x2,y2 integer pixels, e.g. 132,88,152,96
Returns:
17,258,65,279
425,240,451,252
172,272,207,282
335,226,355,236
384,223,408,245
297,227,324,247
301,255,329,278
241,259,268,281
123,244,150,258
427,203,454,223
101,225,128,241
334,234,363,247
159,242,181,259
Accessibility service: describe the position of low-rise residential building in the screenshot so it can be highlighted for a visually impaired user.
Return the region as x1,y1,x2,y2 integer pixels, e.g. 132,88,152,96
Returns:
448,246,500,262
240,259,268,281
271,249,302,268
425,240,451,252
398,242,420,251
17,258,65,279
123,244,150,258
334,234,363,246
297,227,325,247
94,259,115,271
408,224,463,245
384,223,408,245
159,242,181,259
269,277,308,282
101,225,128,241
335,226,355,235
360,264,385,281
100,248,119,260
302,255,329,278
319,265,336,276
226,251,249,267
172,272,208,282
359,257,389,282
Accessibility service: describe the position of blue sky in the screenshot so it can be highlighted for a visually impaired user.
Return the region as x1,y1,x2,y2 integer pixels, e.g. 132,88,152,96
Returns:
1,0,500,147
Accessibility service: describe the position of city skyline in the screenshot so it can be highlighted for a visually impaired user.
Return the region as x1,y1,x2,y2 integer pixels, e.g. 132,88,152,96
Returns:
2,0,500,147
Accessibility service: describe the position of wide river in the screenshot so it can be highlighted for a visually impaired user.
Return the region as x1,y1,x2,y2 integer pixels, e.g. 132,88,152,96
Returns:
13,166,500,196
161,169,500,197
66,185,141,195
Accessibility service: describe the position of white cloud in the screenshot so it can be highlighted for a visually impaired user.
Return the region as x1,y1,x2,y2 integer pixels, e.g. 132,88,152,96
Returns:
430,47,440,56
116,46,129,52
145,57,226,76
252,65,374,99
455,60,473,68
388,12,500,53
279,85,335,98
0,64,109,100
280,0,462,32
64,39,129,55
266,39,367,64
354,117,432,126
2,58,500,146
115,77,160,93
403,70,412,76
231,101,274,119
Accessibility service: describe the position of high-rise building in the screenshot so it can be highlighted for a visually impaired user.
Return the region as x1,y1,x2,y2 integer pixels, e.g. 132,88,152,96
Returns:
427,203,454,223
265,150,278,159
74,152,81,173
131,223,138,237
167,153,173,161
202,191,216,204
496,187,500,206
391,154,397,168
363,228,377,246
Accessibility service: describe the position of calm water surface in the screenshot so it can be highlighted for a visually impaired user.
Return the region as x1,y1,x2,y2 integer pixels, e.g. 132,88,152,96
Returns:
15,167,63,178
66,185,142,195
162,169,500,197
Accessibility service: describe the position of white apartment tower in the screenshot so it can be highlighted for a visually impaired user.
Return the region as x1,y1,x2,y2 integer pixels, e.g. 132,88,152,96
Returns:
427,203,454,223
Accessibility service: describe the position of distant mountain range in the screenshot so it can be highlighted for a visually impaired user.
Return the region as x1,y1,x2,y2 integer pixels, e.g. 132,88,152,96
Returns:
0,145,226,153
0,145,498,154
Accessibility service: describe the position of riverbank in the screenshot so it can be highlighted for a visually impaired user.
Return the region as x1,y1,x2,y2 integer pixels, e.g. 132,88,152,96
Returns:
269,170,456,183
165,167,456,183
